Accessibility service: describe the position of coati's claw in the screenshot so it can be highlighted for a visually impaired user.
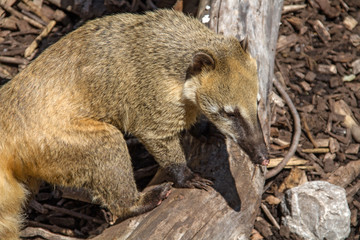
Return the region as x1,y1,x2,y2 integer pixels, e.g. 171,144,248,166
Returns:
185,173,213,191
164,188,172,198
169,165,213,191
153,183,171,206
156,182,173,200
142,182,172,210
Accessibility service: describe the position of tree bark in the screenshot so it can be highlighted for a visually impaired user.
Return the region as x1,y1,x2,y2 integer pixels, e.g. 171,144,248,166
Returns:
94,0,283,239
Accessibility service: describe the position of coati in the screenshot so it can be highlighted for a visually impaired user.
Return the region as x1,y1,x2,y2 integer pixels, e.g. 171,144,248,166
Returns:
0,9,268,239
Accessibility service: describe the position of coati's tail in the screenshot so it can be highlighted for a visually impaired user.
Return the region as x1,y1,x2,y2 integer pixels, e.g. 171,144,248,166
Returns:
0,157,28,240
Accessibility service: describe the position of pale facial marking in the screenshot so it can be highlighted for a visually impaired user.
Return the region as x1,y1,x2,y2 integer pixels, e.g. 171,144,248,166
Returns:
226,131,237,143
224,105,235,114
182,80,198,104
208,104,219,114
217,117,237,143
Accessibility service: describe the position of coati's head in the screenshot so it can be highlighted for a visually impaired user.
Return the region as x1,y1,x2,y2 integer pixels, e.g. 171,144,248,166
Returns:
183,37,269,166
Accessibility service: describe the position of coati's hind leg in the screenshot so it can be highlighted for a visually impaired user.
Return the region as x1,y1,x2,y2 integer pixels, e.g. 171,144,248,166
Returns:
34,119,171,220
0,167,28,240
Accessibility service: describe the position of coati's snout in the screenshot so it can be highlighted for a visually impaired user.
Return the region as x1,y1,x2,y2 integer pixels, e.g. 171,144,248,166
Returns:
215,107,269,166
232,113,269,166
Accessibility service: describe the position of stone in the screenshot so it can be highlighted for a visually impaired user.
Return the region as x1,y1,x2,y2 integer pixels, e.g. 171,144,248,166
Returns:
281,181,351,240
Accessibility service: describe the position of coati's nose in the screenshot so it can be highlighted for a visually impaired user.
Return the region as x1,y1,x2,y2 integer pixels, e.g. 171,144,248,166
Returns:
261,158,269,166
255,153,269,166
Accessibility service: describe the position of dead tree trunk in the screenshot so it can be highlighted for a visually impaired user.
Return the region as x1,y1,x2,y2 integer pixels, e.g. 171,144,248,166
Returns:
94,1,282,239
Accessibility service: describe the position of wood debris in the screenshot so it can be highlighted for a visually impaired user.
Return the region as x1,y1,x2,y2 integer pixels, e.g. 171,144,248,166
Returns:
314,0,340,18
310,19,331,43
278,168,308,193
343,16,358,31
282,4,307,14
333,100,360,143
24,19,55,57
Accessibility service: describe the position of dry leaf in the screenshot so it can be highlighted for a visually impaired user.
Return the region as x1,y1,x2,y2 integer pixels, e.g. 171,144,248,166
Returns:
278,168,308,193
264,195,281,205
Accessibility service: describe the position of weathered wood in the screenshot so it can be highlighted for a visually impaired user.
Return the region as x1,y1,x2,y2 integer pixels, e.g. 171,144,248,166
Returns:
94,0,283,239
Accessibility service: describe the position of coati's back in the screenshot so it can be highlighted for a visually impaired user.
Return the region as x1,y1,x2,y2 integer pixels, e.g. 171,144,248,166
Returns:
0,9,248,136
0,8,264,164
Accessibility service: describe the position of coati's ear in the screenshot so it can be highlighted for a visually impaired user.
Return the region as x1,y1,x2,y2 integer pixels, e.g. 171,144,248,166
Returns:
240,36,249,53
186,51,215,79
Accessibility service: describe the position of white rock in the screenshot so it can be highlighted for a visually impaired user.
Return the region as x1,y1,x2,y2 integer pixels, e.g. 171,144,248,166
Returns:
281,181,351,240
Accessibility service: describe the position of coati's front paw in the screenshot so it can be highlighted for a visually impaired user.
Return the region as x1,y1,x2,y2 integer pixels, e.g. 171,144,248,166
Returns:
142,182,173,207
169,165,213,191
182,173,213,191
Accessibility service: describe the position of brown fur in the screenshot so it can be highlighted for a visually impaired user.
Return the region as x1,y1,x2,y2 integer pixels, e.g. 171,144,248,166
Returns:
0,9,267,239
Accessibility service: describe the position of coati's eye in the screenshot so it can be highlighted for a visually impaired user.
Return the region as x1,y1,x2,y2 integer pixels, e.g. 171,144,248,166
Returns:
225,111,236,117
221,107,240,118
219,109,235,118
